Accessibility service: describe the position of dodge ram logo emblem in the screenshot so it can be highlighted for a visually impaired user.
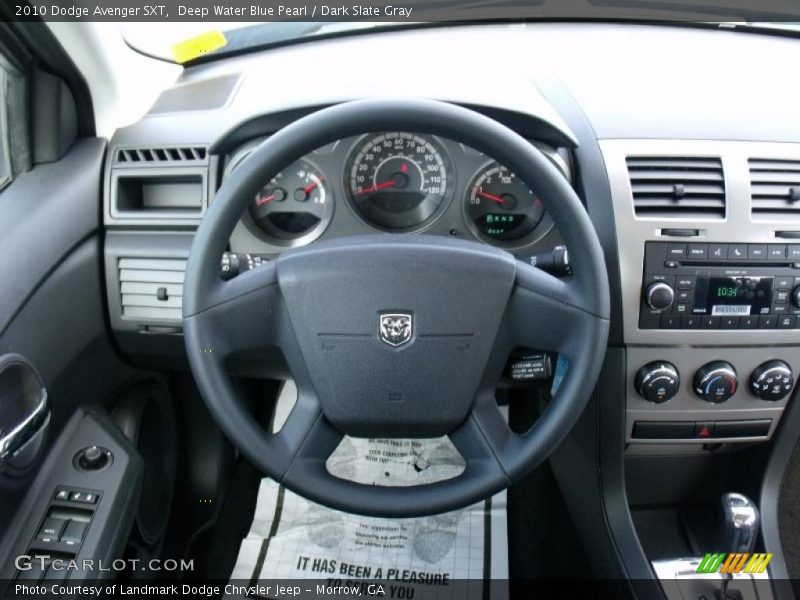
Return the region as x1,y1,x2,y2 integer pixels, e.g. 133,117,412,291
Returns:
379,313,413,347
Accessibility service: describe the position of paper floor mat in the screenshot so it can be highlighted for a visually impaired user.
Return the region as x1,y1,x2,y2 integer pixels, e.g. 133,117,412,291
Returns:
227,382,508,600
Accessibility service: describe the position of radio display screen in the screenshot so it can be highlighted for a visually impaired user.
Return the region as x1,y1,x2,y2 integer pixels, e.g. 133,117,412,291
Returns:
694,276,773,316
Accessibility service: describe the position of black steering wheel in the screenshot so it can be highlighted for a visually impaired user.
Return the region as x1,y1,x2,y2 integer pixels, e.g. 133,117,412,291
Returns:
183,99,610,517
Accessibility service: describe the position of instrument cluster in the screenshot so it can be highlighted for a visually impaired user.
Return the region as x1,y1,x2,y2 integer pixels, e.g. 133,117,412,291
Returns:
222,132,570,252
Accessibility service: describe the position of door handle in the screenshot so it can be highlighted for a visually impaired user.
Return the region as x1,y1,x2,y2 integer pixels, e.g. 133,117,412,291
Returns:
0,354,50,472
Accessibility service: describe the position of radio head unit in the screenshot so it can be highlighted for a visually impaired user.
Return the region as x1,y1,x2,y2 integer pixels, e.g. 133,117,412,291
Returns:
640,242,800,330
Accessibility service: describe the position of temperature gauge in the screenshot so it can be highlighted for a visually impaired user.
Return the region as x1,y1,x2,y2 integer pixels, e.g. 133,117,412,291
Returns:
249,158,333,246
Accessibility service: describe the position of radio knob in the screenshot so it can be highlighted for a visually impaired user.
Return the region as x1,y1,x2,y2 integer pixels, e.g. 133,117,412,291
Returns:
635,361,680,403
750,360,794,401
694,361,738,404
791,285,800,308
645,282,675,311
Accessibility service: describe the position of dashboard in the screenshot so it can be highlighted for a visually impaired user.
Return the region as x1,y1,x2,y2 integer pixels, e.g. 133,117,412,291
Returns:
225,133,565,254
100,22,800,456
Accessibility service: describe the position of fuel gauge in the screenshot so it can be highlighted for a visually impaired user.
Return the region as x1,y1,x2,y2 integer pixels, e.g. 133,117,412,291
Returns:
250,158,333,246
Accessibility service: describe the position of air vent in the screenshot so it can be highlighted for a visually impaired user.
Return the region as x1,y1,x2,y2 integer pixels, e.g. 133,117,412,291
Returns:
118,258,185,323
626,156,726,218
114,146,207,164
749,159,800,217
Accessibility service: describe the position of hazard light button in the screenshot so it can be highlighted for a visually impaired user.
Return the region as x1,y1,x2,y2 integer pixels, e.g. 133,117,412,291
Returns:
693,422,715,439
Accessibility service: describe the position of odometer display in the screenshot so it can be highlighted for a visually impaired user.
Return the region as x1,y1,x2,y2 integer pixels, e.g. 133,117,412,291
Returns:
346,133,451,230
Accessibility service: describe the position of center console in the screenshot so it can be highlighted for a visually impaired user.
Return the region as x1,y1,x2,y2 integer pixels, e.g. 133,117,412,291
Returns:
600,139,800,447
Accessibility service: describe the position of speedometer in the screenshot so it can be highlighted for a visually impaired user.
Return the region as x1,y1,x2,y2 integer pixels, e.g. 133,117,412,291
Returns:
345,132,451,231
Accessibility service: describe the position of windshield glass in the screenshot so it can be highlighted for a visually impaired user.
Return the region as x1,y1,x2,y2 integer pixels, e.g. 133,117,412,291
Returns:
123,18,800,65
122,22,408,63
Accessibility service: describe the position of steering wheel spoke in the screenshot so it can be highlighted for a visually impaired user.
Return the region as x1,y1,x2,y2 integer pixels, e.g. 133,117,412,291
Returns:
183,262,286,357
507,263,603,359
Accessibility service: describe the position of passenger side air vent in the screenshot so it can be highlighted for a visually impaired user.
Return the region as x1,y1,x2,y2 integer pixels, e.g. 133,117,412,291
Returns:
118,258,185,324
749,159,800,217
626,156,726,219
114,146,207,164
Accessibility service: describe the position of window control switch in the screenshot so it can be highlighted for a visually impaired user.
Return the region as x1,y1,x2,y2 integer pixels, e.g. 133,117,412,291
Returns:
37,517,67,543
60,520,88,546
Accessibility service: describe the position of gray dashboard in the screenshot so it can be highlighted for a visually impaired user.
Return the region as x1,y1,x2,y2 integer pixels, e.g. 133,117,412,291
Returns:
102,21,800,451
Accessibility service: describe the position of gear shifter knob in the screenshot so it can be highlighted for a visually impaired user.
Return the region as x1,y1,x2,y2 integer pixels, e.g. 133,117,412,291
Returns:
719,493,759,554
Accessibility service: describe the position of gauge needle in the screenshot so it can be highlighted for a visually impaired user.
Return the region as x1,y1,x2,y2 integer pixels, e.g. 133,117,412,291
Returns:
302,178,324,195
475,189,506,205
357,180,396,195
256,194,277,206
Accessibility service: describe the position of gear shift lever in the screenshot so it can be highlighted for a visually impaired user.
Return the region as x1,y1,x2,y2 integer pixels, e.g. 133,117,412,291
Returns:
716,493,759,600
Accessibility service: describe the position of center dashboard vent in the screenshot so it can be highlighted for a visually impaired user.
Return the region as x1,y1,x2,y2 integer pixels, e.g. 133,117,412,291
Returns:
114,146,207,164
118,258,185,324
749,158,800,217
626,156,726,219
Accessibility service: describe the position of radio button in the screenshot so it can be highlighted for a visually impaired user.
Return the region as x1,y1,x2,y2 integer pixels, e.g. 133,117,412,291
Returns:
676,289,693,302
759,315,778,328
748,244,768,261
709,244,728,260
720,316,740,329
681,315,702,328
788,245,800,260
778,315,795,329
687,244,708,260
646,282,675,311
776,277,792,290
740,316,759,329
660,314,681,329
768,245,788,261
728,244,748,261
701,316,720,329
676,276,696,290
673,303,691,315
666,243,688,259
772,303,789,315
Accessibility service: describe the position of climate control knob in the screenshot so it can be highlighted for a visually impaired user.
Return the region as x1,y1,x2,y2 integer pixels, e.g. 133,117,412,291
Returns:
645,282,675,311
694,361,738,404
750,360,794,401
635,362,680,403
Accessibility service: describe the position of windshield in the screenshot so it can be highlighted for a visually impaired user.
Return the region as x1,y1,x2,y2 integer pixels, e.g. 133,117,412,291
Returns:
122,22,408,63
123,17,800,65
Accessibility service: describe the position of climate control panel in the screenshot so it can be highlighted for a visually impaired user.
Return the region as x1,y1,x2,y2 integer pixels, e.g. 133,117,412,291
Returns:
627,347,798,444
635,360,794,405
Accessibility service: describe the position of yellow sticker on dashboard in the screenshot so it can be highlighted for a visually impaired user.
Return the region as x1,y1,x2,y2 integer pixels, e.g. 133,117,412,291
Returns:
172,31,228,64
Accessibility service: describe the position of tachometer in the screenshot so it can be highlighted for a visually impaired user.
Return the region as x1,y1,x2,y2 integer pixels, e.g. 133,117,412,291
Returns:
249,158,333,246
345,132,451,231
465,163,545,243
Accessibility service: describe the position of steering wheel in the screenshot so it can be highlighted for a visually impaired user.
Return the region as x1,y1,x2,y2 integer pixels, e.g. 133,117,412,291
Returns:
183,99,610,517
